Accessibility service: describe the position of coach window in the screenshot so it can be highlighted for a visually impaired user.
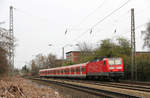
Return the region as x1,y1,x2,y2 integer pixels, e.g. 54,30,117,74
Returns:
66,69,68,73
63,70,65,73
82,67,85,72
76,68,78,72
56,70,58,74
71,68,74,73
104,61,106,66
79,68,81,72
76,68,80,72
75,68,77,72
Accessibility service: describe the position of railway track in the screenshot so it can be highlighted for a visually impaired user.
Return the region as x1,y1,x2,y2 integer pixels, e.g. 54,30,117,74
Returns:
66,80,150,93
29,78,141,98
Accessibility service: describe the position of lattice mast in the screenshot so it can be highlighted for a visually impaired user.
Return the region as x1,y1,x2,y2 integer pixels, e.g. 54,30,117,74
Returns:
9,6,14,72
131,8,137,81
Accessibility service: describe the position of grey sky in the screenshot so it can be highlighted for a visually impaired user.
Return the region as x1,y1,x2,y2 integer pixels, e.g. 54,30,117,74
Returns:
0,0,150,69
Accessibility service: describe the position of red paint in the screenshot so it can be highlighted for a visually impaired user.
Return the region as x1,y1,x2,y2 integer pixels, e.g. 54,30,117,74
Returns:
39,58,124,78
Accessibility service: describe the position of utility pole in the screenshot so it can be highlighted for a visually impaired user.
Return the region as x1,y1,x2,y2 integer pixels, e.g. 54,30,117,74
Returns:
9,6,14,74
62,44,72,65
62,47,64,60
62,47,65,66
131,8,137,81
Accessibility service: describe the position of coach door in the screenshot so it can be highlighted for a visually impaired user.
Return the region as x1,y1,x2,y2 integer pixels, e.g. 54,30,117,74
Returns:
80,66,82,75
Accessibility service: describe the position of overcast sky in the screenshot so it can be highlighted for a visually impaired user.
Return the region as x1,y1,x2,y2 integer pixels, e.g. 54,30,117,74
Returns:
0,0,150,69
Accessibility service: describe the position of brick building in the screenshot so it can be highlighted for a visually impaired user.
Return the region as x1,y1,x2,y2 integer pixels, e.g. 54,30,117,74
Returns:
66,51,80,63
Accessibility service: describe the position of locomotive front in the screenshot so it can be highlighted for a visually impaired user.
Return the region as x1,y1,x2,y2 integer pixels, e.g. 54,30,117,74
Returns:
87,57,124,81
106,58,124,80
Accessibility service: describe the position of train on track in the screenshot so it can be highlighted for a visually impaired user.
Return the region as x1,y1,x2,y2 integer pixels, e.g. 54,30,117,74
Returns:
39,57,124,81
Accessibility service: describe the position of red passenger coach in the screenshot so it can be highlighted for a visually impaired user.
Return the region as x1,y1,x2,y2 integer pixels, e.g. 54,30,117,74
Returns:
39,57,124,81
39,63,87,78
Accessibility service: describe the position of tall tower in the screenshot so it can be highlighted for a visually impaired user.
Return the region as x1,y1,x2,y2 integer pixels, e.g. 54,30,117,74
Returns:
9,6,14,73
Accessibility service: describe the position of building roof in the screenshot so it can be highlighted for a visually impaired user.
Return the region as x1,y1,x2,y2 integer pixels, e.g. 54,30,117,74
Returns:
66,51,80,54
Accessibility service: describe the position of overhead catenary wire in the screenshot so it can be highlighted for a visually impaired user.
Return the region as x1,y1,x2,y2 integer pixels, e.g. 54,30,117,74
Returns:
92,0,131,28
72,0,131,42
64,0,106,35
77,0,107,26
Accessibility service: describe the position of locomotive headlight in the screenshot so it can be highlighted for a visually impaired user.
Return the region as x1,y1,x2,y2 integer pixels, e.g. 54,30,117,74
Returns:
116,67,122,69
109,67,115,69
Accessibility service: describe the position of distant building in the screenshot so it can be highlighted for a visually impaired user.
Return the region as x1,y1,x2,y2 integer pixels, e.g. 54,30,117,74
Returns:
66,51,80,63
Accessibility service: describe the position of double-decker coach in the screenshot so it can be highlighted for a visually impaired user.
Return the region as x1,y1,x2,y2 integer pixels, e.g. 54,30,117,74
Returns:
39,57,124,81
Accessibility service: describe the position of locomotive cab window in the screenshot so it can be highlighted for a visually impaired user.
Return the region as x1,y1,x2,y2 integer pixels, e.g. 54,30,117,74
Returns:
108,58,121,65
115,59,122,65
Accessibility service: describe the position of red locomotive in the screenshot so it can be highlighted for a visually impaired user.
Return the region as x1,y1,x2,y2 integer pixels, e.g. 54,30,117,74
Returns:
39,57,124,81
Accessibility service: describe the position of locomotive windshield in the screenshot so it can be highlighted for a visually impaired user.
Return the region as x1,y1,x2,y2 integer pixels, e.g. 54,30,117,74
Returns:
108,58,122,65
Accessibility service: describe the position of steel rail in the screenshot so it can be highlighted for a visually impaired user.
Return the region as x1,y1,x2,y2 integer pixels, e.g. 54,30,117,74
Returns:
30,78,140,98
60,79,150,93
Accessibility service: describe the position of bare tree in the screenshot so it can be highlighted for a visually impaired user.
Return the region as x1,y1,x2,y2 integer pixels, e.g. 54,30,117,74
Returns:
77,42,94,62
31,60,39,76
0,47,8,76
142,22,150,49
34,54,47,68
46,53,57,68
77,42,92,52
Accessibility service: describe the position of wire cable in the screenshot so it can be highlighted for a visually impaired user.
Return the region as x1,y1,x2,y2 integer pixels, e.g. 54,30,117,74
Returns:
72,0,131,42
77,0,107,26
